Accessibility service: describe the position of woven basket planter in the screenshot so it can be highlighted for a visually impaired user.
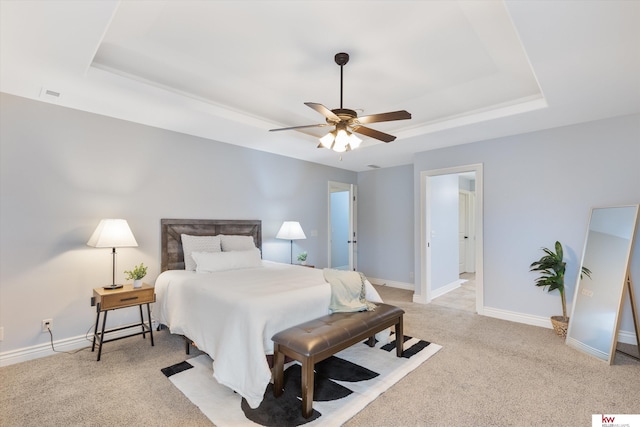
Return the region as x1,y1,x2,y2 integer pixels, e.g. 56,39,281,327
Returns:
550,316,569,338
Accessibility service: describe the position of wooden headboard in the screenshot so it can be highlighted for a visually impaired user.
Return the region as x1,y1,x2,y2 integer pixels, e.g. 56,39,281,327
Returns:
161,219,262,271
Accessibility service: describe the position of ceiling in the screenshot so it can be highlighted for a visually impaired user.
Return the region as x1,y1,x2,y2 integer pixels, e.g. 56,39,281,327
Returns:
1,1,638,172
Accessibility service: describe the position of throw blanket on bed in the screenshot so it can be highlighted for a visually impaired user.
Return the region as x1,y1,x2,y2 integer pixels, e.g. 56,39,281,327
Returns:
323,269,377,312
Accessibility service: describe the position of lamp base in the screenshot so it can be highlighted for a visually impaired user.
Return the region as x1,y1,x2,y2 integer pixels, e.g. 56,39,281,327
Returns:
102,284,124,290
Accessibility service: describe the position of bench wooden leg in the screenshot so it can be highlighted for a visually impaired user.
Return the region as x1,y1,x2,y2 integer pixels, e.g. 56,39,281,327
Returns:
273,345,284,397
395,316,404,357
301,357,314,418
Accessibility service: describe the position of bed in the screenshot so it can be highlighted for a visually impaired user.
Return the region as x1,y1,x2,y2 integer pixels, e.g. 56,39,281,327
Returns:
154,219,384,409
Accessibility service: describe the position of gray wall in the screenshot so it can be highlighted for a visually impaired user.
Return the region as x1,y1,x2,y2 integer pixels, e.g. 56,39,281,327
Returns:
2,91,639,358
357,165,414,284
357,113,639,335
0,93,355,354
412,113,639,330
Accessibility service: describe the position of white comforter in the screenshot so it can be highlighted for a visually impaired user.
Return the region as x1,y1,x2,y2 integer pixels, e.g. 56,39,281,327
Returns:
155,261,342,408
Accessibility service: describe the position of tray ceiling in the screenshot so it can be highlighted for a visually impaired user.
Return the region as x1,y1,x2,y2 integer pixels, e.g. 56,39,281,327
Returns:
1,1,638,171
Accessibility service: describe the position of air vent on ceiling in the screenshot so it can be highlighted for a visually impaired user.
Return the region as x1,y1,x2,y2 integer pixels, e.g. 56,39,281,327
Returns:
367,164,381,169
39,87,61,103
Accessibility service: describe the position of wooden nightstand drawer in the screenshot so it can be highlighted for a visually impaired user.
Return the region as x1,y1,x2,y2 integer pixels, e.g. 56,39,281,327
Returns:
94,284,155,311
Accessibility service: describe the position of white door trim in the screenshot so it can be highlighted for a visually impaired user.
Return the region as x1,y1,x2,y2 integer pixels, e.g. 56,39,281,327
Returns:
419,164,484,314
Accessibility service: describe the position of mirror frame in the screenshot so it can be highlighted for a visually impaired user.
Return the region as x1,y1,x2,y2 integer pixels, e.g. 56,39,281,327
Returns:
566,204,639,364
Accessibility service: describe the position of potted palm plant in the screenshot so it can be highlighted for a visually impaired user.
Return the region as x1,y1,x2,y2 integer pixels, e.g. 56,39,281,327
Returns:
530,241,591,337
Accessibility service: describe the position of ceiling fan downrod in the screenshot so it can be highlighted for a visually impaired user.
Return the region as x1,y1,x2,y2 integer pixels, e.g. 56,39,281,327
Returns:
335,52,349,109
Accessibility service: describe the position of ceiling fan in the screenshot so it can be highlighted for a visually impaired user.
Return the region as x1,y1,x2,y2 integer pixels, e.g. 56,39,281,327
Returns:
269,52,411,152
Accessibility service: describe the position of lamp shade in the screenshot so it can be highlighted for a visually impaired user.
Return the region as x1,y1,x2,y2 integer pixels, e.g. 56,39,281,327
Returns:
87,219,138,248
276,221,306,240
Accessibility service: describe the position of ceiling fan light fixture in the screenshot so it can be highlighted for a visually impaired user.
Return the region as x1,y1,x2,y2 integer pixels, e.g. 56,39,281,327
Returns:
319,131,335,149
333,128,351,152
348,133,362,149
318,123,361,153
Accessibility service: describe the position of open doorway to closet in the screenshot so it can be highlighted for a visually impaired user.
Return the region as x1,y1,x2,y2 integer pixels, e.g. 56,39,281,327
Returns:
419,164,483,314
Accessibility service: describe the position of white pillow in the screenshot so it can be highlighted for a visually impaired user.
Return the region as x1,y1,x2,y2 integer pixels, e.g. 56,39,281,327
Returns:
220,234,256,251
192,248,262,273
181,234,222,271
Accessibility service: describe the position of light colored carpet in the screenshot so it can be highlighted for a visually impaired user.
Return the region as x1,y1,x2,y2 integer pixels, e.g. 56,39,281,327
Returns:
1,285,638,426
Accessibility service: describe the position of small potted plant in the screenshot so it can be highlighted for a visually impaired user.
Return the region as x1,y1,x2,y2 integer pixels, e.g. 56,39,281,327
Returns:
297,251,308,265
530,241,591,337
124,263,148,288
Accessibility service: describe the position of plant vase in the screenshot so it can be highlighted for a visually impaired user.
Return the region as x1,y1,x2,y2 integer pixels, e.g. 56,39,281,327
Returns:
550,315,569,338
133,279,143,289
300,260,307,266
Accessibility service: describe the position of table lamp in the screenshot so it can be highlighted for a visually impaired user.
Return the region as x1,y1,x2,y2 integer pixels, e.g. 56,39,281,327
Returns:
276,221,306,264
87,219,138,289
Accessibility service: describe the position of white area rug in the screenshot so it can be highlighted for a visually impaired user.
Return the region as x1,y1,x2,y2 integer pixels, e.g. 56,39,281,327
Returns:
163,334,441,426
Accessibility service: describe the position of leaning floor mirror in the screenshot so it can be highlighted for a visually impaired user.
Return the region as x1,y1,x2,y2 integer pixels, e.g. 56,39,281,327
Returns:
566,205,640,364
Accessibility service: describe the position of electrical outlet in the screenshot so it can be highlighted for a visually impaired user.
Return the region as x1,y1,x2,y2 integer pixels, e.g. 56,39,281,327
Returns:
41,319,53,333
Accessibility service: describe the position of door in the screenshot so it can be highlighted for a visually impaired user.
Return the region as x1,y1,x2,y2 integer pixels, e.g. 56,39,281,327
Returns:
459,192,468,274
328,182,357,271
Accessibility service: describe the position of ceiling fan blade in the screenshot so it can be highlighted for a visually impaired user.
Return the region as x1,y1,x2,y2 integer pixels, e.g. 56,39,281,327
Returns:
269,123,330,132
304,102,341,122
355,110,412,125
352,125,396,143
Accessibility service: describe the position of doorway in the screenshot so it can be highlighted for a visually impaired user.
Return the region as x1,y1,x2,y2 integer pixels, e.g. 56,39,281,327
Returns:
328,181,357,271
419,164,483,314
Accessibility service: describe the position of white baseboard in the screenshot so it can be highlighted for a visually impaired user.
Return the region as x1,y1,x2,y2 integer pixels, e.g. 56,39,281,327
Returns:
0,322,153,367
617,329,639,346
0,335,91,367
482,306,638,345
566,336,609,360
367,277,415,291
431,279,465,299
413,293,428,304
482,306,552,329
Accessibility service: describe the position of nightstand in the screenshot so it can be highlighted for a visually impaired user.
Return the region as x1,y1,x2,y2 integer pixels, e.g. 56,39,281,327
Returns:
91,284,156,361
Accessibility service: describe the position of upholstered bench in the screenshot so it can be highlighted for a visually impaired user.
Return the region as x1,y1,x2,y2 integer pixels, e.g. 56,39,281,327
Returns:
272,303,404,418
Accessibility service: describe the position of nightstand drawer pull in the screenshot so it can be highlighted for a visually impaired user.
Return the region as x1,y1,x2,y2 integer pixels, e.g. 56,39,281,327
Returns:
120,296,139,302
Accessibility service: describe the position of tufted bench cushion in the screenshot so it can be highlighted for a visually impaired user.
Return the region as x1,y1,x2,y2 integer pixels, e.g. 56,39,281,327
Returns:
272,303,404,418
